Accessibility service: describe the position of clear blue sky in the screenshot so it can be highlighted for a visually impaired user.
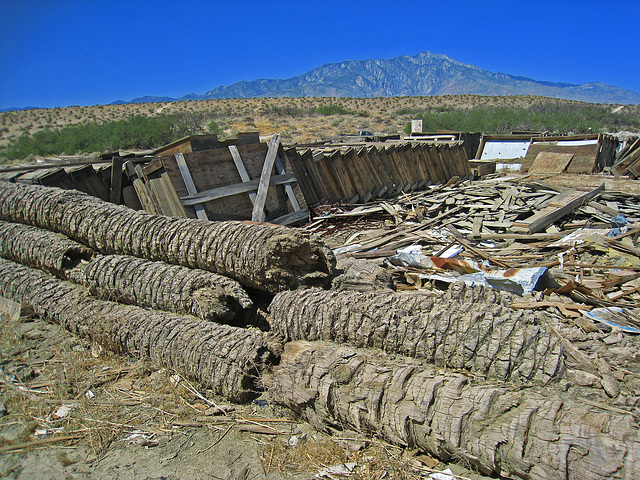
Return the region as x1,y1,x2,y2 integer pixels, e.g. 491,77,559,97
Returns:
1,0,638,109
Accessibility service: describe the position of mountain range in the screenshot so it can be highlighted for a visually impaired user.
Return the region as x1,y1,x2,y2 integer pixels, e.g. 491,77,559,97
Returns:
109,51,635,105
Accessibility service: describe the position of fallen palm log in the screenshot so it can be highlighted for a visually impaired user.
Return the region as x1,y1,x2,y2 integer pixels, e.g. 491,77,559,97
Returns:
267,341,639,480
0,220,94,276
0,258,273,402
71,254,253,323
269,283,564,384
0,182,336,293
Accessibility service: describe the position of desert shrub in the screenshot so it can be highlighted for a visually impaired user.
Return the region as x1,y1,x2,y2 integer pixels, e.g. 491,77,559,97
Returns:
315,104,354,115
403,103,640,135
0,113,214,160
261,104,313,117
207,120,224,135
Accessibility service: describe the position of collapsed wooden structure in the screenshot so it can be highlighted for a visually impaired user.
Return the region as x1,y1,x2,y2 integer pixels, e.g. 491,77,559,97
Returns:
476,133,619,174
614,136,640,178
288,142,471,205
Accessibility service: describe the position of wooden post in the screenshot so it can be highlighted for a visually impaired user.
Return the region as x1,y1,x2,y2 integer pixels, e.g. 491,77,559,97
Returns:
251,134,280,222
175,153,208,221
109,156,123,204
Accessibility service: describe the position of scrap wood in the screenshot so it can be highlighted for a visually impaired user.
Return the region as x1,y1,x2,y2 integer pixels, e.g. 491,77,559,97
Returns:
237,425,285,435
603,236,640,257
445,225,514,268
510,301,591,311
528,152,574,175
0,434,82,453
510,300,591,318
511,183,605,234
546,280,637,309
609,286,640,301
601,271,640,290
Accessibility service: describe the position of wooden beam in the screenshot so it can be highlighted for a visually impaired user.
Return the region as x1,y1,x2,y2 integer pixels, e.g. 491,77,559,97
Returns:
181,174,296,206
133,164,162,214
274,155,301,211
251,134,280,222
270,209,309,226
511,184,604,234
175,152,208,221
228,145,256,205
109,156,123,204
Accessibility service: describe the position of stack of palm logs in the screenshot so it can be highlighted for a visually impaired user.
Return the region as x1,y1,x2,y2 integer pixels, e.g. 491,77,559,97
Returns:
266,284,640,480
0,181,637,480
0,181,336,401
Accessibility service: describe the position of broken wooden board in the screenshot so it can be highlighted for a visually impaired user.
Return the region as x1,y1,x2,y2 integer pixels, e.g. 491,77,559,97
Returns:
511,184,604,234
252,134,281,222
522,143,599,174
528,152,574,175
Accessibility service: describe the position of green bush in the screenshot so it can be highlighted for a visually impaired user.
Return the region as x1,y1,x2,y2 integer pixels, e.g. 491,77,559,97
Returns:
0,112,214,160
207,120,224,135
403,103,640,135
315,104,354,115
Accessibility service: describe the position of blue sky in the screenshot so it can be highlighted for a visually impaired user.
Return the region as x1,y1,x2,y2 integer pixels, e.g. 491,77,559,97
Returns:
0,0,638,109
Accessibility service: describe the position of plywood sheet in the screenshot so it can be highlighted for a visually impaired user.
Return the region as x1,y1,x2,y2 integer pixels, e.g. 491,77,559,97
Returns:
522,143,599,173
528,152,574,175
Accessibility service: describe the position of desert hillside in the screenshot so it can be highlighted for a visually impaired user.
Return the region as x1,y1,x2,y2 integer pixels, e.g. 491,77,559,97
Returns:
1,95,639,158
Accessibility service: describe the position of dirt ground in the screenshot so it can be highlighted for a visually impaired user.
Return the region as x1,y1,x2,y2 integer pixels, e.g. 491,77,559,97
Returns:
0,312,493,480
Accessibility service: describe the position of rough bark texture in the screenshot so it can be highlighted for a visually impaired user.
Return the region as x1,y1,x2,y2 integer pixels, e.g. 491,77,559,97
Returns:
0,182,336,293
267,341,639,480
0,258,273,402
0,220,94,275
269,283,564,384
69,254,253,324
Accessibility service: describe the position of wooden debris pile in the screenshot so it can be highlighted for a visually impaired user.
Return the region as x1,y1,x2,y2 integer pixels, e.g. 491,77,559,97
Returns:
2,166,639,479
614,136,640,178
288,141,471,206
476,134,619,174
259,173,640,479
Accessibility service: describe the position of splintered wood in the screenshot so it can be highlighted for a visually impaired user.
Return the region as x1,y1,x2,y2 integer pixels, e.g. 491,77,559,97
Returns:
307,175,640,316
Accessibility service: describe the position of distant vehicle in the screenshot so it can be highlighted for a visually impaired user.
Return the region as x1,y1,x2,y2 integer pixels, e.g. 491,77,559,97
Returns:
359,130,374,136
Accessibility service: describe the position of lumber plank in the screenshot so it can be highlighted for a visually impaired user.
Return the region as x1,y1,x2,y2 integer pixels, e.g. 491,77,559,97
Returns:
175,152,208,221
181,174,296,206
109,156,123,204
511,184,604,234
527,152,574,175
274,155,301,211
229,145,256,205
252,134,280,222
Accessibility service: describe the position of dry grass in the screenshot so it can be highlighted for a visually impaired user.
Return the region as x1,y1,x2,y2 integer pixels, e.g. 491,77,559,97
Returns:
0,314,222,456
260,436,435,479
